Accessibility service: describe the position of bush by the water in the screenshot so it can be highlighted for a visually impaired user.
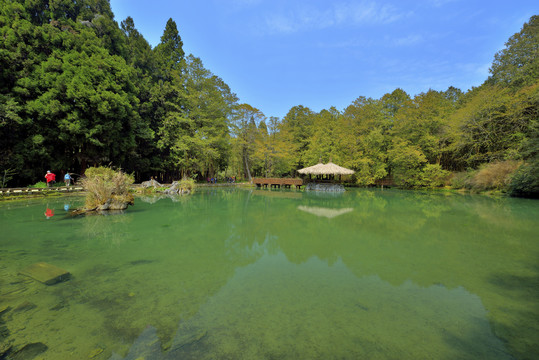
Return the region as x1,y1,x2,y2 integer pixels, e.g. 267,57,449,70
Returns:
420,164,451,188
178,178,196,192
28,181,48,188
508,159,539,198
472,160,521,191
450,160,521,192
81,167,134,210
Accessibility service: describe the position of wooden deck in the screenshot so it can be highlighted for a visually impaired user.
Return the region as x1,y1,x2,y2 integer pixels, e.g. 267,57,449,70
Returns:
0,186,84,196
252,178,303,189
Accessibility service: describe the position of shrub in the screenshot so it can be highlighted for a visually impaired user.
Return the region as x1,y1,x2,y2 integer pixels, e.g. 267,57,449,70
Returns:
28,181,48,188
471,160,521,191
421,164,451,188
508,159,539,198
179,178,196,192
450,171,476,189
81,167,134,209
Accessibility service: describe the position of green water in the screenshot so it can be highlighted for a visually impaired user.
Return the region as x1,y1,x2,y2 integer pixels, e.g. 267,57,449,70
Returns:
0,188,538,360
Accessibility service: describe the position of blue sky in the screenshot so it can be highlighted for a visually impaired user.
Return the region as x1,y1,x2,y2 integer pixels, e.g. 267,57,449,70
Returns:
109,0,537,119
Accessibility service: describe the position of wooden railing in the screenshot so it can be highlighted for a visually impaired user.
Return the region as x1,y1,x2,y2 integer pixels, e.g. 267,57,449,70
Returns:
0,186,84,195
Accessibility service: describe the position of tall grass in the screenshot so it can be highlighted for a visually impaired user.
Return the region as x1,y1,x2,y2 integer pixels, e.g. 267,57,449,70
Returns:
81,167,134,209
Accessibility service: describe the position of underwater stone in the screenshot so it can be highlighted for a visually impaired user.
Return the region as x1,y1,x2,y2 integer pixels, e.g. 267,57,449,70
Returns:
19,262,71,285
13,301,37,313
108,325,163,360
8,342,48,360
0,341,13,358
0,305,10,315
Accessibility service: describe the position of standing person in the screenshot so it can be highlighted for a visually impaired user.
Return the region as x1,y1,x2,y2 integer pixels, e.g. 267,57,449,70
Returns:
64,172,71,186
45,170,56,187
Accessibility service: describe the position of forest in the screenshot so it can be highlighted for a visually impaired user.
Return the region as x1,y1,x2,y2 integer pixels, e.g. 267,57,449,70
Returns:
0,1,537,197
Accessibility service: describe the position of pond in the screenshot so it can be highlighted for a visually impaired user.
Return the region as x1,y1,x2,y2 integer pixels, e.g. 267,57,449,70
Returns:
0,188,538,360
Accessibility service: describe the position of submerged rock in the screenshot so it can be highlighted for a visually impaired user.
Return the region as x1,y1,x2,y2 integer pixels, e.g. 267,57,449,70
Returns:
71,194,134,216
19,262,71,285
8,342,48,360
13,301,37,313
108,323,208,360
109,326,163,360
96,195,135,211
0,305,11,315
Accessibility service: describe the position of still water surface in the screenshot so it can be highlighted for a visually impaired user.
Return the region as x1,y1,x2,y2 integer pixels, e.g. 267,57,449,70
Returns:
0,188,538,359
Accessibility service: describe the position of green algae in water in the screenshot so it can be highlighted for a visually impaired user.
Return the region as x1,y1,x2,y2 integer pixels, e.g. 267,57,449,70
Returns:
0,189,538,359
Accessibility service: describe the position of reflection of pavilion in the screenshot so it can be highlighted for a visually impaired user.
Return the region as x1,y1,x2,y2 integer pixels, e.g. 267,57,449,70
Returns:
297,205,353,219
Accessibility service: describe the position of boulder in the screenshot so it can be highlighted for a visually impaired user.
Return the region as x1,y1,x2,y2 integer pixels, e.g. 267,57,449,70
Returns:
96,195,134,211
163,181,191,195
141,179,162,188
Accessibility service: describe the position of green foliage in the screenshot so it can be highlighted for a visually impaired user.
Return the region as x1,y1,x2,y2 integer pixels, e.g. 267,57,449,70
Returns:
508,159,539,198
388,139,427,188
1,168,16,187
421,164,451,188
488,15,539,89
0,4,536,199
28,181,47,188
179,178,196,192
450,171,475,189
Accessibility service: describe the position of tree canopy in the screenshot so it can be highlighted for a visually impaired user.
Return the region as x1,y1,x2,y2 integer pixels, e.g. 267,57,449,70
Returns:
0,2,537,196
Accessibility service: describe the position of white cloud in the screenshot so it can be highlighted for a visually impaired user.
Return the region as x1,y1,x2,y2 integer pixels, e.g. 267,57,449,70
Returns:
392,34,424,46
423,0,460,7
263,1,407,34
229,0,263,6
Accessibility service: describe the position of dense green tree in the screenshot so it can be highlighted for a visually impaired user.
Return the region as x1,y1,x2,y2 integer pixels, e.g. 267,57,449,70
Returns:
0,2,536,198
153,18,185,81
280,105,316,168
303,107,342,165
388,138,428,188
230,104,264,181
341,96,388,185
488,15,539,89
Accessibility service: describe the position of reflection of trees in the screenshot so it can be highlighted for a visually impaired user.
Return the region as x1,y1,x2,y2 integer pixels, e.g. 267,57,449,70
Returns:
113,253,511,360
223,188,538,359
5,189,534,359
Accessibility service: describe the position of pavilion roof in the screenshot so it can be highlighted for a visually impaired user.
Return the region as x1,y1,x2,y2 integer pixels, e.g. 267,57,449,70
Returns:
297,162,355,175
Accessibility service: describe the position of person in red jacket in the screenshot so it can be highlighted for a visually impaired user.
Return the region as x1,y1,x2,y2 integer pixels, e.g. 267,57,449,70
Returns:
45,170,56,187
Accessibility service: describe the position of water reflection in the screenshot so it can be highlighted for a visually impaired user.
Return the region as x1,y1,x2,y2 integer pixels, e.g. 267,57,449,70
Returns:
297,205,354,218
0,189,537,360
44,206,54,219
111,252,511,360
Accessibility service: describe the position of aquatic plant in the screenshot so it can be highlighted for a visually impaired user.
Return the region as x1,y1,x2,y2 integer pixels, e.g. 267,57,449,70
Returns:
80,167,134,211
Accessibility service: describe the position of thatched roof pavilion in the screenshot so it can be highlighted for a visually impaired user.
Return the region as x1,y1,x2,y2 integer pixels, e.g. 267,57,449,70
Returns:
297,161,355,176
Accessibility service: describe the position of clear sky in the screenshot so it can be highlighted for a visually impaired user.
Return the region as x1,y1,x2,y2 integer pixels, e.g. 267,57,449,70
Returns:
109,0,537,119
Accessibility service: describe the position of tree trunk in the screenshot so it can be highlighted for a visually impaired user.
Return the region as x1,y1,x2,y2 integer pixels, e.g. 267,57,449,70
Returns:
243,153,252,182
